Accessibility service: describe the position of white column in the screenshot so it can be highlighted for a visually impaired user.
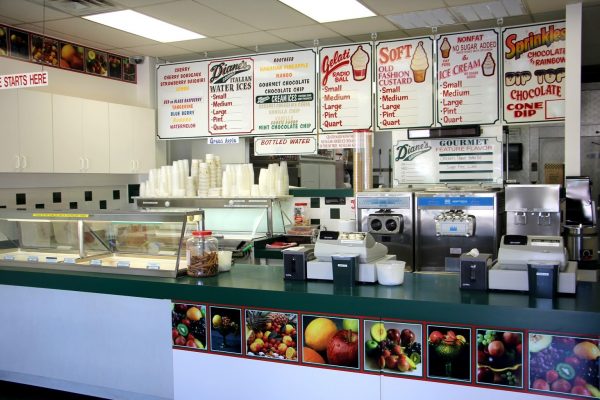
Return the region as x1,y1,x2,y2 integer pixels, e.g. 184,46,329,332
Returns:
565,3,582,177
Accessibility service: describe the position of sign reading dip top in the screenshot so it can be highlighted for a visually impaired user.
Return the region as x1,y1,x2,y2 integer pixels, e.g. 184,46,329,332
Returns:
375,37,434,129
502,22,566,124
436,29,499,126
319,43,373,132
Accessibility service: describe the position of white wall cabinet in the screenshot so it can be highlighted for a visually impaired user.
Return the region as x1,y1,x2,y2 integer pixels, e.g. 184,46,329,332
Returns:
53,94,109,173
0,90,53,173
109,103,156,174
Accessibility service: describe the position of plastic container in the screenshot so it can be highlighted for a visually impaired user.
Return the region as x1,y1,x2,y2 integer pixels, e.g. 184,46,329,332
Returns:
376,260,406,286
294,202,309,226
186,230,219,277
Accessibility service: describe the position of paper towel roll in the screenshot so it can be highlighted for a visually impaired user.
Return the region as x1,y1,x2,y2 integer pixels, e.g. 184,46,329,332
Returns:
337,219,357,232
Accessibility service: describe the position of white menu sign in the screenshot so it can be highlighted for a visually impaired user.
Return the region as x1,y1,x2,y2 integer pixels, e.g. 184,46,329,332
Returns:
254,135,317,155
503,22,566,124
157,62,209,139
376,37,434,129
208,57,254,135
393,137,503,185
319,43,373,132
254,50,316,135
437,29,499,126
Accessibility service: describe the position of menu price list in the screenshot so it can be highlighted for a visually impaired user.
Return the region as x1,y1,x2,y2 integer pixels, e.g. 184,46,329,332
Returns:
437,30,499,126
319,43,373,132
376,37,434,129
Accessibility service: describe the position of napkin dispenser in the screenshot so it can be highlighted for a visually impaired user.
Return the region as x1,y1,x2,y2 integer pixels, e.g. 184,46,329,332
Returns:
460,253,492,290
282,246,314,280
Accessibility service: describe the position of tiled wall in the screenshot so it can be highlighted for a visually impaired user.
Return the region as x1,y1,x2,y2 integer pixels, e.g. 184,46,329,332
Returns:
292,196,356,231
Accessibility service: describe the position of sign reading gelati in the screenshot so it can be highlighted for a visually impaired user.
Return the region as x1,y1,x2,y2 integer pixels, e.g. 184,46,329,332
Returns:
502,22,566,123
376,37,434,129
254,50,316,135
437,29,499,126
319,43,373,132
208,58,254,135
0,71,48,89
254,135,317,155
157,62,208,139
392,135,503,185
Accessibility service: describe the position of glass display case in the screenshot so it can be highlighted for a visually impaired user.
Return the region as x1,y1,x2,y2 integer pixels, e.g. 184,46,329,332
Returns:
0,210,203,277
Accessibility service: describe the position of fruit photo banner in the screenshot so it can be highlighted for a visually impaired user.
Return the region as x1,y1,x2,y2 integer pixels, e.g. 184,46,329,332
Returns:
0,23,136,83
502,21,566,124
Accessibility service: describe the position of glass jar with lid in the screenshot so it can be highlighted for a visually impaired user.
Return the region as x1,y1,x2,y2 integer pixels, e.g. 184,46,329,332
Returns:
186,230,219,277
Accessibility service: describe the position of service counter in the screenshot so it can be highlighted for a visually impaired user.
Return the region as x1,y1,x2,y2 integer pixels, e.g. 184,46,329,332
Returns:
0,264,599,399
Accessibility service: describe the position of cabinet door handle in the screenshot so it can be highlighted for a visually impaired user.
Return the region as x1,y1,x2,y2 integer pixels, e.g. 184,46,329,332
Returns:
85,157,90,171
14,155,20,169
21,156,27,170
131,159,135,172
80,157,85,171
135,160,140,171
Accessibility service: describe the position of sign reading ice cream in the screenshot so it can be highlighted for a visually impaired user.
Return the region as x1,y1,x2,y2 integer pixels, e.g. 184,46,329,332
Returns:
502,22,566,124
376,37,434,129
319,43,373,132
436,29,499,126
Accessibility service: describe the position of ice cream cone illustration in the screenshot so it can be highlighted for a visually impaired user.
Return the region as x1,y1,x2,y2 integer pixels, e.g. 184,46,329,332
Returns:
350,45,370,81
440,37,451,59
410,41,429,83
482,52,496,77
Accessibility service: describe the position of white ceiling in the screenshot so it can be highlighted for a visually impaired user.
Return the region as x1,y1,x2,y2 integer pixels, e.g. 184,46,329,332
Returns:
0,0,599,65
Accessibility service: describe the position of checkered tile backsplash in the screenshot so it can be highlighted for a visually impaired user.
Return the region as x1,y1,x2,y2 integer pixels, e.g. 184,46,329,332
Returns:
292,196,356,231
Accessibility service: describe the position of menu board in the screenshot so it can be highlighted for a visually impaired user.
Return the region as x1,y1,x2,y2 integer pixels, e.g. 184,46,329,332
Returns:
254,50,317,135
502,22,566,124
392,136,503,184
319,43,373,132
157,61,209,139
376,37,434,129
208,58,254,135
437,29,499,126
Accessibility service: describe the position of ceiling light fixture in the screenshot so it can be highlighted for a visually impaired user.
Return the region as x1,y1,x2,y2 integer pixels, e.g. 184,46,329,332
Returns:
83,10,205,43
278,0,375,23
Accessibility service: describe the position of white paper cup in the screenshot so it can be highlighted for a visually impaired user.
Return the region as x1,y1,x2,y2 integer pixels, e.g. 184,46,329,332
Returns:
376,260,406,285
218,250,233,272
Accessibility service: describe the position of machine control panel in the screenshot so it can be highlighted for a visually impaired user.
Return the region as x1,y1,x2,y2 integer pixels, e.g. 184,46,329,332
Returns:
434,210,475,237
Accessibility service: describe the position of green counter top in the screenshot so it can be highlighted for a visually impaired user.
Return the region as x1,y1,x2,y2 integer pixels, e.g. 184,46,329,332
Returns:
1,264,598,335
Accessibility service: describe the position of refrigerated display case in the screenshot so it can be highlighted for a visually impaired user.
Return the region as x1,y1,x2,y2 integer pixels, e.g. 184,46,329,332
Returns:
0,209,203,277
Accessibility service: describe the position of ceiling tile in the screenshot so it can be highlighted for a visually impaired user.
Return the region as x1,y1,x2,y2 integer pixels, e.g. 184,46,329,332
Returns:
0,1,70,23
372,30,410,41
13,23,112,50
524,0,567,14
218,31,288,47
405,23,469,36
464,15,532,30
113,0,175,7
121,43,193,57
325,16,398,36
249,42,302,52
531,10,565,22
37,17,157,48
0,16,26,26
443,0,494,6
268,25,340,42
137,0,258,37
194,0,315,30
297,37,353,48
361,0,446,15
173,38,240,52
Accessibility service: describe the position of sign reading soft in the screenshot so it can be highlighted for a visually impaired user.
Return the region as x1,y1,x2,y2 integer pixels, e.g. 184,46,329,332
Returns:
502,22,566,123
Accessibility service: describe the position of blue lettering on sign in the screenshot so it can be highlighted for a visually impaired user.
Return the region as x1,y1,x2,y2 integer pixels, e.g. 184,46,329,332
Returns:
417,197,494,207
450,226,457,231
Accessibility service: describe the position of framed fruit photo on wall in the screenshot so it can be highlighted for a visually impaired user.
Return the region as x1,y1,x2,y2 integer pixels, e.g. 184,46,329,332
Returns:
302,315,360,369
476,329,523,388
529,333,600,397
172,303,207,350
210,306,242,354
427,325,471,382
245,310,298,361
364,320,423,376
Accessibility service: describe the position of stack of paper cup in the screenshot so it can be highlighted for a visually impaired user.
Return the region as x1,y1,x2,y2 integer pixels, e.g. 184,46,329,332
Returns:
197,162,209,197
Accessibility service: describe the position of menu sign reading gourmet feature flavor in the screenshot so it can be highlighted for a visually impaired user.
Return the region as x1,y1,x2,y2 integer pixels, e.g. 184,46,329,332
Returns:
319,43,373,132
376,37,434,129
503,22,566,123
157,62,208,139
208,58,254,135
437,30,499,126
254,50,316,135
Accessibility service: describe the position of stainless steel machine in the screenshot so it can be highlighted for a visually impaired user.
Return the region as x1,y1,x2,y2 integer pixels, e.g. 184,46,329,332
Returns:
415,187,503,271
356,190,414,270
505,184,561,236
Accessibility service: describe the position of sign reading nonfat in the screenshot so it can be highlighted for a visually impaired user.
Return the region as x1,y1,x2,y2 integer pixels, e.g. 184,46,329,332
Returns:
502,22,566,123
319,43,373,132
376,37,434,129
254,50,316,135
437,29,499,126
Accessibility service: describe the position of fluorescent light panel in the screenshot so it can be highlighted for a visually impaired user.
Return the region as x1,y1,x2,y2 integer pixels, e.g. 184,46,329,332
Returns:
83,10,204,43
278,0,375,23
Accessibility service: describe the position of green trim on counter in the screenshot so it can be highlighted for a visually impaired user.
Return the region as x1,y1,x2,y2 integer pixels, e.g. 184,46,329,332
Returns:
289,188,354,198
1,264,599,335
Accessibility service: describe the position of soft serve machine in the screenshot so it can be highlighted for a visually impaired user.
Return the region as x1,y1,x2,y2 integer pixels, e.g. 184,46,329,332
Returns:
414,186,503,271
